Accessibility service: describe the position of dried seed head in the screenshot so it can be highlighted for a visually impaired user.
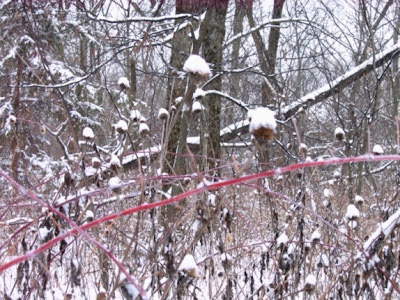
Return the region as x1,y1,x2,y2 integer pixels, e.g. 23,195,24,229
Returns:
40,125,46,135
92,157,101,169
139,123,150,136
117,77,130,90
158,108,170,120
334,127,345,141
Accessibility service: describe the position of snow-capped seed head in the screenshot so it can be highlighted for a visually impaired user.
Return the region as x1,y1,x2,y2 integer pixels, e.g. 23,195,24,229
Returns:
316,253,329,268
310,229,321,244
183,54,212,79
115,120,128,134
183,176,192,184
40,125,46,135
299,143,308,153
8,115,16,123
178,254,199,278
335,127,345,141
192,100,205,113
85,210,94,222
110,154,121,168
108,176,121,191
170,105,177,111
304,274,316,292
372,144,384,155
355,195,364,205
193,88,206,99
248,107,277,141
92,157,101,169
139,122,150,136
130,109,141,122
323,188,334,198
277,233,289,248
83,127,94,140
158,108,170,120
175,96,183,105
346,204,360,221
333,170,341,179
118,77,130,89
139,116,147,123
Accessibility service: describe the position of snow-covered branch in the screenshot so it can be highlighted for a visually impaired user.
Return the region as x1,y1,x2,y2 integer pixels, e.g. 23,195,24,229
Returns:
88,13,196,23
283,42,400,119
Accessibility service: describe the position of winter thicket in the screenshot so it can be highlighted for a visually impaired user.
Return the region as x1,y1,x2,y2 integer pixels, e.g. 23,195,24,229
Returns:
1,0,400,299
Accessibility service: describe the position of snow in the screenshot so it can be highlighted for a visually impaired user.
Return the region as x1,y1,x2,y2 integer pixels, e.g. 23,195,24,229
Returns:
130,109,141,121
333,170,341,178
355,195,364,204
221,253,232,262
178,254,198,273
139,123,150,135
193,88,206,99
38,226,51,241
283,42,400,118
121,282,140,300
335,127,345,137
208,193,216,206
85,210,94,220
110,154,121,167
183,54,212,78
247,107,277,133
316,253,329,267
158,108,169,120
277,233,289,247
305,274,316,286
192,100,205,113
8,115,16,123
363,208,400,253
118,77,130,89
299,143,308,151
372,144,384,154
175,96,183,105
115,120,128,133
311,230,321,242
108,177,121,190
323,188,334,198
346,204,360,220
82,127,94,139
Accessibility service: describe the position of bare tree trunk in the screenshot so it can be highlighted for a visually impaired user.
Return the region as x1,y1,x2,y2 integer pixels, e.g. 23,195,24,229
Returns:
203,1,228,173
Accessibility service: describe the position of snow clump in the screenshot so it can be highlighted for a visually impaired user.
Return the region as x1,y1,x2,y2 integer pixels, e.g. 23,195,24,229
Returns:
247,107,277,141
108,176,121,191
115,120,128,134
178,254,199,278
118,77,130,89
277,232,289,248
82,127,94,140
183,54,212,79
158,108,169,120
139,122,150,136
192,100,205,113
311,229,321,243
193,88,206,99
355,195,364,205
110,154,121,168
334,127,345,140
130,109,141,121
372,144,384,155
8,115,16,123
304,274,316,292
346,204,360,221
